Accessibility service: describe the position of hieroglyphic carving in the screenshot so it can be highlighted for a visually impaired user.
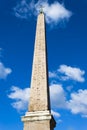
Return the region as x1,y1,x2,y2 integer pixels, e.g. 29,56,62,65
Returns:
29,13,49,111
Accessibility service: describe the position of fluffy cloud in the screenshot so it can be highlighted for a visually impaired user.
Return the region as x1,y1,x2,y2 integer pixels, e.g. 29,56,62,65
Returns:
51,110,61,117
36,1,72,24
13,0,34,19
49,71,57,78
0,62,12,79
49,65,85,83
50,84,66,108
58,65,85,82
8,85,87,118
13,0,72,25
66,86,73,92
67,89,87,117
8,86,30,111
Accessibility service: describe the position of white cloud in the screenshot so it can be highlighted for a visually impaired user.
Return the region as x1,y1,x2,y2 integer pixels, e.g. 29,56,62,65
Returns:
50,86,87,118
0,62,12,79
49,65,85,83
8,86,30,111
13,0,72,25
58,65,85,82
57,119,63,124
51,110,61,117
67,89,87,117
13,0,34,19
50,84,67,108
49,71,57,78
37,1,72,24
8,84,87,118
66,86,73,92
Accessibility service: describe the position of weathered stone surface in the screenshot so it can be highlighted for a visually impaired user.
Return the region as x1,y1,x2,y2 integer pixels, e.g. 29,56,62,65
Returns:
29,13,50,112
22,111,56,130
21,12,56,130
24,120,51,130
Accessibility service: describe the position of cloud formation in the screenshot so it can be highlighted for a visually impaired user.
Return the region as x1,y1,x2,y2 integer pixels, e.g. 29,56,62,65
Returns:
8,86,30,111
37,1,72,24
13,0,33,19
49,71,57,78
49,64,85,82
8,84,87,118
51,110,61,118
58,65,85,82
0,62,12,79
13,0,72,25
50,84,66,108
67,89,87,117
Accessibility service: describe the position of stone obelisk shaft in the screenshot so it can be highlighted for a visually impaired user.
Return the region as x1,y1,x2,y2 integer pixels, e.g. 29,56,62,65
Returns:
22,12,56,130
29,12,50,112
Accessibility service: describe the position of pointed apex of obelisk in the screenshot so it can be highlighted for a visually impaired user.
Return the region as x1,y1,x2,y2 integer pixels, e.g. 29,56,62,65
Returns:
39,5,44,14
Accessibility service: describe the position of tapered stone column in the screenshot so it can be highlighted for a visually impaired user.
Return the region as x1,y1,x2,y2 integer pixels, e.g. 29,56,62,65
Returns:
22,12,56,130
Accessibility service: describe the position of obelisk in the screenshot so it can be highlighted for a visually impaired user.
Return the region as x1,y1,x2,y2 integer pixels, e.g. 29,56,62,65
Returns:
22,10,56,130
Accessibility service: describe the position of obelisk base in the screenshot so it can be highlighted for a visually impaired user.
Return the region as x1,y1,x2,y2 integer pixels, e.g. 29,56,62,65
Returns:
21,111,56,130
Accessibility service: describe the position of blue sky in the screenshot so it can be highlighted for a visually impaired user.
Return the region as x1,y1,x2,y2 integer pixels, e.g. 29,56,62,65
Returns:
0,0,87,130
